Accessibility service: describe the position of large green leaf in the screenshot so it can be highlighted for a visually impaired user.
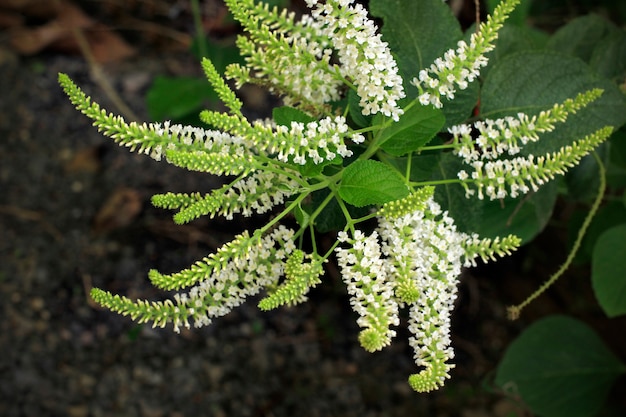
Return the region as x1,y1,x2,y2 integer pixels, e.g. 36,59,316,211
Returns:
479,24,548,78
546,14,620,63
338,160,409,207
592,224,626,317
496,315,625,417
146,76,217,122
433,153,484,234
481,51,626,156
378,104,445,156
370,0,478,126
590,30,626,82
474,181,558,243
272,106,315,126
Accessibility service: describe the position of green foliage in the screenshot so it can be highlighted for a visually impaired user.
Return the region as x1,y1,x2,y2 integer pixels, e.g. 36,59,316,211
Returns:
377,104,445,156
592,224,626,317
146,76,217,122
495,316,625,417
338,160,409,207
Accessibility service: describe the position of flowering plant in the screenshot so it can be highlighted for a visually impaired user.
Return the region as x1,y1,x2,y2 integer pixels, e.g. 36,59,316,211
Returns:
59,0,625,394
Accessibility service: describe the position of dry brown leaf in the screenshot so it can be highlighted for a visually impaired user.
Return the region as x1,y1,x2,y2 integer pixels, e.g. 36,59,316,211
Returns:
63,146,103,174
7,0,135,62
92,188,143,234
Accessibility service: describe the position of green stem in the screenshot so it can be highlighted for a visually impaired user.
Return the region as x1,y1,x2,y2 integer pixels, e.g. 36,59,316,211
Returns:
507,151,606,320
190,0,208,59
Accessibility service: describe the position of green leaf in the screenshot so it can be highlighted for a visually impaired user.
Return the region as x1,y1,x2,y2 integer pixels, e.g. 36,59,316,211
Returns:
578,201,626,263
475,181,558,243
479,24,548,79
481,51,626,157
378,104,445,156
564,143,609,202
432,153,483,234
590,30,626,82
272,106,316,126
370,0,460,86
606,127,626,188
147,76,217,122
385,152,441,183
338,160,409,207
348,89,372,128
495,315,625,417
370,0,478,126
592,224,626,317
190,41,245,73
546,14,620,63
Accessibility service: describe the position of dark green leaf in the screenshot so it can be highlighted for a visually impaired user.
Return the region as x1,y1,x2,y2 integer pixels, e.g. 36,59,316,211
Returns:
577,201,626,263
481,51,626,157
565,143,609,202
385,152,441,183
378,105,445,156
475,181,557,243
433,152,557,241
146,76,218,122
338,160,409,207
592,224,626,317
272,106,316,126
190,41,245,72
432,152,483,234
546,14,619,63
302,189,369,233
496,315,625,417
348,89,372,128
607,128,626,188
480,24,548,78
590,30,626,82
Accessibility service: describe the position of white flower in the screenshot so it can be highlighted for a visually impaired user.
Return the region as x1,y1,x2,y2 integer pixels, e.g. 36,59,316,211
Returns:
305,0,405,121
377,197,465,387
262,115,358,165
172,226,296,331
335,230,399,351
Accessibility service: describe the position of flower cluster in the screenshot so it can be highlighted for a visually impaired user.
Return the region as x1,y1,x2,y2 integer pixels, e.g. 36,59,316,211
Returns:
91,226,298,333
458,126,613,200
336,190,520,391
258,249,324,310
336,230,400,352
449,90,610,200
412,0,520,108
450,89,604,164
226,0,405,120
225,0,343,109
152,169,303,223
262,115,365,165
306,0,406,120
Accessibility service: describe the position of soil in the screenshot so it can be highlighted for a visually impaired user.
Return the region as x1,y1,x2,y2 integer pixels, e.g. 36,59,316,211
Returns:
1,2,625,417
